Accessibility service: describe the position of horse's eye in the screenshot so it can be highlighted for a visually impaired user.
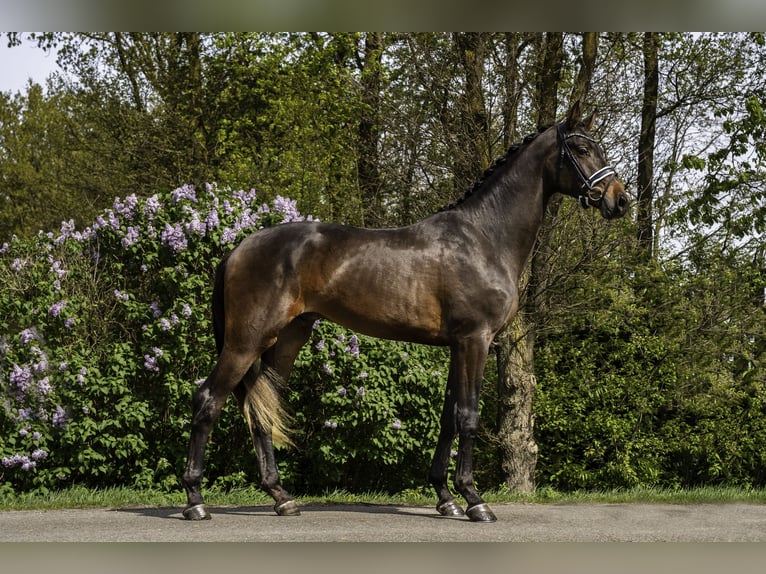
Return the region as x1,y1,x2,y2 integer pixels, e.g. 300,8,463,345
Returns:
577,146,590,157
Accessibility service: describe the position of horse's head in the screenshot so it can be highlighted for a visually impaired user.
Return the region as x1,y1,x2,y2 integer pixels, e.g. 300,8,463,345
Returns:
553,102,630,220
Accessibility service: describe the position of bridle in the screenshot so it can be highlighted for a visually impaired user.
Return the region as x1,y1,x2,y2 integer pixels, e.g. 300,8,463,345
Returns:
557,121,618,209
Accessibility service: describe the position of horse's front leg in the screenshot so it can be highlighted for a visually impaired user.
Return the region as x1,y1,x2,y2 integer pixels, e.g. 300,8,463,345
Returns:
451,334,497,522
428,380,465,518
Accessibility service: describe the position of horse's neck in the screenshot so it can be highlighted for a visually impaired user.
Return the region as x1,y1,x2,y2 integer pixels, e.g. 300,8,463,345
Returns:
456,146,550,275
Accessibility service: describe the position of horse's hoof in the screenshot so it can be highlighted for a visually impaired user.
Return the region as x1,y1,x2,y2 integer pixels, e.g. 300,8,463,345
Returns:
274,499,301,516
466,503,497,523
436,500,465,517
183,503,211,521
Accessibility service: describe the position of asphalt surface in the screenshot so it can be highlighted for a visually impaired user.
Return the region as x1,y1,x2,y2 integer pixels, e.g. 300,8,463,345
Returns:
2,501,766,542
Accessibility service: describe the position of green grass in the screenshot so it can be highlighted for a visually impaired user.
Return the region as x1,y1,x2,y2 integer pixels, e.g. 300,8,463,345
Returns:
3,485,766,511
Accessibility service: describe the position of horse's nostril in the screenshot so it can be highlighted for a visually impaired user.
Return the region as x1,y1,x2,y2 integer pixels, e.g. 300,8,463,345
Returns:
618,194,629,210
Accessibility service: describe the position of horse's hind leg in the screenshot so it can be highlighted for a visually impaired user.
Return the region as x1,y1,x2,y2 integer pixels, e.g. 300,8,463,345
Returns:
182,348,258,520
234,314,316,516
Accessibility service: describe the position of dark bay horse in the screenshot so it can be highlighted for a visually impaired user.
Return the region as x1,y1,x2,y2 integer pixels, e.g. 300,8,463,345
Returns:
182,103,629,523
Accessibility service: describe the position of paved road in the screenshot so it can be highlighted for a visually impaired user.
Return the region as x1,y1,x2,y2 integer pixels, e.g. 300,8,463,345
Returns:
3,501,766,542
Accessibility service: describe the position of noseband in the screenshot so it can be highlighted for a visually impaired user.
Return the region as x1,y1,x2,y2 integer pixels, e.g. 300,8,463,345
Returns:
557,122,618,209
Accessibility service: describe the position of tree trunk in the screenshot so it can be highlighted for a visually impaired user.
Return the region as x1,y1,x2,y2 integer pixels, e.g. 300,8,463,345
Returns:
453,33,489,193
495,281,538,492
358,32,384,227
570,33,599,106
638,32,659,256
495,32,563,494
496,32,602,494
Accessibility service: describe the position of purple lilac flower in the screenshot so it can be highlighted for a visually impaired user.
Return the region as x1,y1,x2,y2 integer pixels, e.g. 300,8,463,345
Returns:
159,318,172,331
19,428,28,437
337,387,347,397
31,449,48,461
315,339,325,351
149,301,162,318
114,289,130,301
48,300,67,317
21,457,36,471
0,242,8,254
59,362,68,371
356,386,366,397
76,367,87,384
144,347,164,372
392,419,402,430
107,210,120,230
324,420,338,429
357,372,368,379
20,328,37,344
122,226,140,248
345,335,360,357
114,194,138,219
2,454,23,468
144,194,162,220
52,405,68,428
161,223,188,253
322,364,333,375
50,260,67,280
220,227,238,246
181,303,192,318
11,258,25,272
32,431,41,441
37,377,53,396
32,347,49,373
10,364,33,398
205,208,220,231
64,318,75,329
144,355,159,372
56,219,76,245
234,188,258,206
18,408,32,421
184,209,206,237
171,184,197,204
272,195,304,223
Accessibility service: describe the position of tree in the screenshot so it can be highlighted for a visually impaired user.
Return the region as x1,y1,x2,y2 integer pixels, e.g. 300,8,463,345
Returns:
637,32,659,256
357,32,385,227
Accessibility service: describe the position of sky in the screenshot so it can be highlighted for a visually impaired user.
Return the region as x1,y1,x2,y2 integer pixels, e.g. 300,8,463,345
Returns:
0,39,60,94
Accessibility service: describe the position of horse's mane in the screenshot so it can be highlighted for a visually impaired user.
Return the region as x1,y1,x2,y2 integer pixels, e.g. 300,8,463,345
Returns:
439,125,550,212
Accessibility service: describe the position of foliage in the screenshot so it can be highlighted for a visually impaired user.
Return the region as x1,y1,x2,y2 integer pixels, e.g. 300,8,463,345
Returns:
285,321,450,493
535,248,766,490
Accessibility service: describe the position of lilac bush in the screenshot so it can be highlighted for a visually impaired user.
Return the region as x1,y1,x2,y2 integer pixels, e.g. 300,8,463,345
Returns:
0,183,449,495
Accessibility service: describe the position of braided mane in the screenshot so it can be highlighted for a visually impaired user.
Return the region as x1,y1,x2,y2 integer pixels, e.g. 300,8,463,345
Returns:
439,127,548,212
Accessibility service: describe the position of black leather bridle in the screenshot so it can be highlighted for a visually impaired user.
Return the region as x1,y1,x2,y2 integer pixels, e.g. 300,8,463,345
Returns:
557,121,618,209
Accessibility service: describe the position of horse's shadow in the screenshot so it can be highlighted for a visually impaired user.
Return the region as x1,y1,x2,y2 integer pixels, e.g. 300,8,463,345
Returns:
115,503,457,522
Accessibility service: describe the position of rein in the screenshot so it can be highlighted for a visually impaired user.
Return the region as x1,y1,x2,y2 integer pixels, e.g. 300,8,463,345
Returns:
557,122,618,209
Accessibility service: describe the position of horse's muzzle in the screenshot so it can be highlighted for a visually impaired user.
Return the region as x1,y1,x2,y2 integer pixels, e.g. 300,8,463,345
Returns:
599,180,630,220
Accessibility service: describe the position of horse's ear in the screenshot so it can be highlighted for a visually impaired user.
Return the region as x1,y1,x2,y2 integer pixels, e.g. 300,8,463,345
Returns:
566,100,582,129
582,111,596,132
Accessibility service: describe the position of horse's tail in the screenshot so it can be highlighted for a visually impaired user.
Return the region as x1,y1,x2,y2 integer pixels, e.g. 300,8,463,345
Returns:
213,251,293,448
